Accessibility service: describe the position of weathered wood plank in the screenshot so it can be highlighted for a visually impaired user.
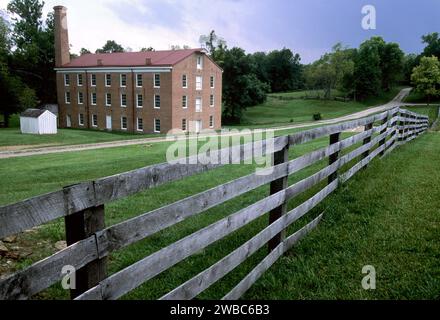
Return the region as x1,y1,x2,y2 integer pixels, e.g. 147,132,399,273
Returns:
0,236,97,300
76,190,287,300
222,213,324,300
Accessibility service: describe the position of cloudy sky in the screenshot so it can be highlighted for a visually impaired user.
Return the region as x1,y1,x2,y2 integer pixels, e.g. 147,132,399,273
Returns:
1,0,439,63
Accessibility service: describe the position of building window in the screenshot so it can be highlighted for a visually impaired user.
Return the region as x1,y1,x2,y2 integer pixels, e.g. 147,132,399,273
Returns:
77,74,83,86
105,74,111,87
196,76,202,90
210,94,214,107
154,73,160,88
121,116,127,130
64,74,70,86
182,95,188,109
210,76,215,88
154,118,161,133
106,93,112,106
195,97,202,112
78,113,84,126
137,118,143,131
209,115,214,128
120,74,127,87
91,74,96,86
197,56,203,69
182,74,187,88
136,94,143,108
92,114,98,127
91,92,97,105
66,115,71,127
182,118,187,131
121,93,127,107
78,92,84,104
154,95,160,109
136,74,143,87
65,91,71,104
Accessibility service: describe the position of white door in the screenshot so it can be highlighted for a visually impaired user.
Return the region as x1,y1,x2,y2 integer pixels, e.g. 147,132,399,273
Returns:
66,115,71,128
106,115,112,130
195,120,202,133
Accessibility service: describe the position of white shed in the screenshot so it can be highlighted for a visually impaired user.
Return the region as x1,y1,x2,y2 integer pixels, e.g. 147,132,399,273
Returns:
20,109,58,135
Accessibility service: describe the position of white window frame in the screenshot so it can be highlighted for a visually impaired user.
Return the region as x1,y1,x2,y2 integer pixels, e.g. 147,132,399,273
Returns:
92,114,98,127
197,56,203,70
154,95,160,109
77,74,83,86
120,74,127,87
210,94,214,107
64,74,70,86
136,94,143,108
196,76,203,91
137,117,143,132
105,74,111,87
121,116,127,130
182,74,187,88
78,92,84,105
195,97,202,112
209,115,214,128
154,118,161,133
65,91,71,104
91,74,96,87
91,92,97,105
106,93,112,107
154,73,160,88
210,75,215,88
182,95,188,109
78,113,84,126
121,93,127,107
136,74,143,87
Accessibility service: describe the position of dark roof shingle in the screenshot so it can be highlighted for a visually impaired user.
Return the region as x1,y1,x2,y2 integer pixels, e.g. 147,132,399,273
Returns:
20,109,47,118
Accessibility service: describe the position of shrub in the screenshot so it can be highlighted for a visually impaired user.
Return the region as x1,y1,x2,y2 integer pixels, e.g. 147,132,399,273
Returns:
313,113,322,121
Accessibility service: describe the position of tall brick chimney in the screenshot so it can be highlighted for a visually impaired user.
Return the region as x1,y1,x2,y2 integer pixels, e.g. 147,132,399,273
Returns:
54,6,70,67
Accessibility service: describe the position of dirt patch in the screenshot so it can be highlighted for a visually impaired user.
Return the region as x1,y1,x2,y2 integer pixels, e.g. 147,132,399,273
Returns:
0,143,60,152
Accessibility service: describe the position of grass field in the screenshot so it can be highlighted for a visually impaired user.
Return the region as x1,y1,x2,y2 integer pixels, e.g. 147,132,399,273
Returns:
235,87,404,127
0,128,160,149
404,91,440,104
0,105,438,299
268,89,344,99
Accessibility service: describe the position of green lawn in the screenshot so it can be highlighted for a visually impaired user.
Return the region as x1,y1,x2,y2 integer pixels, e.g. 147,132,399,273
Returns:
0,128,160,149
404,91,440,104
0,106,437,300
268,89,344,99
234,87,404,127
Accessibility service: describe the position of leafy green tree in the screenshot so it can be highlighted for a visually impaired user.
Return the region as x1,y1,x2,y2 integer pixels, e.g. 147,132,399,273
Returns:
96,40,124,53
402,54,418,84
411,56,440,104
380,41,404,91
7,0,55,103
80,48,91,55
354,38,382,100
421,32,440,60
220,47,269,123
265,48,302,92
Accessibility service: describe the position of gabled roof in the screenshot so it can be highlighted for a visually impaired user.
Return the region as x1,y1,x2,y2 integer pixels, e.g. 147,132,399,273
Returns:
62,49,206,68
20,109,47,118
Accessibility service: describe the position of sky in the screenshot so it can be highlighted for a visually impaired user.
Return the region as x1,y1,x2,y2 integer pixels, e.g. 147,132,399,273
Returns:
0,0,439,63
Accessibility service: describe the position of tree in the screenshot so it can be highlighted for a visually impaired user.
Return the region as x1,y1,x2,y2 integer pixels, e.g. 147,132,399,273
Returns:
7,0,55,103
354,38,382,100
421,32,440,60
80,48,91,55
411,56,440,104
402,54,418,84
379,41,404,91
265,48,302,92
95,40,124,53
220,47,269,123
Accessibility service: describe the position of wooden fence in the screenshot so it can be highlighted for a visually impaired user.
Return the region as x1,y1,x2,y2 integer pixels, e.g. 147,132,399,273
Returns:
0,107,429,300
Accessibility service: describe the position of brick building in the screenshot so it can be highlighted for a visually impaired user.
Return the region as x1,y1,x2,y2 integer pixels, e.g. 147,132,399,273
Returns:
53,6,222,134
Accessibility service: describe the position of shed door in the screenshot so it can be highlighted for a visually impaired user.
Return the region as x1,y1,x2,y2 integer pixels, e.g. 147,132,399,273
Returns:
106,115,112,130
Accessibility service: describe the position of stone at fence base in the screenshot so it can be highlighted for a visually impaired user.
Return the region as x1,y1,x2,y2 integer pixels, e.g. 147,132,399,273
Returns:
2,235,17,243
0,241,8,253
54,240,67,251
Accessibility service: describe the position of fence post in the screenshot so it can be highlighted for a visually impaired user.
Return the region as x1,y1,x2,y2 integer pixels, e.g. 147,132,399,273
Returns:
378,111,390,157
64,203,107,299
398,111,405,143
268,140,289,252
328,132,341,184
361,121,374,165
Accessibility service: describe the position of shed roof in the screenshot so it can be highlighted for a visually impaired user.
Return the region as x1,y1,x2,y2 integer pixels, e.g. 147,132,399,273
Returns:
20,109,47,118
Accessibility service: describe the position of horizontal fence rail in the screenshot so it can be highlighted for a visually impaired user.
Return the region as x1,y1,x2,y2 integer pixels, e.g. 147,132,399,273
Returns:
0,107,430,300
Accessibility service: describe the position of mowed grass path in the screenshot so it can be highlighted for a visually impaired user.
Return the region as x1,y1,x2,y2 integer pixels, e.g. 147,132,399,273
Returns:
0,128,158,148
245,132,440,299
